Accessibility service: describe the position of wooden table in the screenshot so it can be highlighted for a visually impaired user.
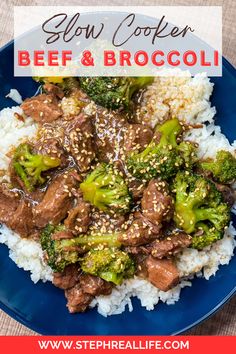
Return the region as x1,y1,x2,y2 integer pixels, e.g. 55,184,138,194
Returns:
0,0,235,336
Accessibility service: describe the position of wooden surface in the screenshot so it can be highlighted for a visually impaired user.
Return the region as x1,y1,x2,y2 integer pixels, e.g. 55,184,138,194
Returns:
0,0,235,336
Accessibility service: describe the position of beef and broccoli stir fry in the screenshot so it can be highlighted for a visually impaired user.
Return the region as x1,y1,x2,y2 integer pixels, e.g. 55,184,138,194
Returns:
0,76,236,314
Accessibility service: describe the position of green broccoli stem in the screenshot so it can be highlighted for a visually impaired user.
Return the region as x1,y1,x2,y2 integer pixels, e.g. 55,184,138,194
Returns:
58,233,121,252
200,161,215,172
157,118,182,147
13,143,61,191
129,77,154,96
99,271,123,285
13,162,33,191
138,118,182,159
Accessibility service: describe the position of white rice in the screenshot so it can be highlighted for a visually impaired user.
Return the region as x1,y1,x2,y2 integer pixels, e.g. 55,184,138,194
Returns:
184,124,236,159
141,69,215,128
0,223,53,283
0,69,235,317
91,278,192,317
0,106,37,170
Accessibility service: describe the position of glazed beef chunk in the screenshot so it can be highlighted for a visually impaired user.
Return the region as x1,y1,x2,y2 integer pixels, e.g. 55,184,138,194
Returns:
118,214,161,246
9,199,35,237
214,183,236,207
128,179,146,200
33,171,78,228
43,83,64,99
0,184,20,223
94,110,153,163
65,274,112,313
79,274,113,296
64,199,91,234
141,180,174,226
65,284,94,313
123,123,153,154
0,184,35,237
64,113,95,172
53,264,80,290
119,180,174,246
51,230,74,240
21,94,62,123
149,231,192,259
94,110,127,162
146,256,179,292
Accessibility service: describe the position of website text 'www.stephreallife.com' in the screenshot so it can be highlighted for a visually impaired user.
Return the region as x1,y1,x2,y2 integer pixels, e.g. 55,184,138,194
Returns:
37,339,190,351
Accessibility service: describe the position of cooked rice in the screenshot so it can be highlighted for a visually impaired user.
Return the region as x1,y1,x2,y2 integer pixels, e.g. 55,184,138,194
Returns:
141,69,215,128
0,69,235,317
0,223,53,283
0,106,37,170
184,124,236,159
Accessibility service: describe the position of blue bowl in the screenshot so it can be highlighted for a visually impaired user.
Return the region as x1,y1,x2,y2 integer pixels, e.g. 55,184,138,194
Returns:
0,41,235,335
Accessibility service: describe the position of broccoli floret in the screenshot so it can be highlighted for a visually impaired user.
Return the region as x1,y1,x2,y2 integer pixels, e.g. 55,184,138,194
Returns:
127,118,187,181
80,248,135,285
40,224,121,272
200,150,236,183
191,223,223,249
80,163,131,214
13,143,61,192
177,141,198,170
172,171,230,249
79,77,153,110
40,224,78,272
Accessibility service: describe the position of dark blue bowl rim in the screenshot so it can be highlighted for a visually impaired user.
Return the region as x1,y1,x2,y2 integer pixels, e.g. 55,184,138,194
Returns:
0,40,235,336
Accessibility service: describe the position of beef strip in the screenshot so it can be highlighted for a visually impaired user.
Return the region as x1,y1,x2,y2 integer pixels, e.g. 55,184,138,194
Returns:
148,231,192,259
21,94,62,123
53,264,80,290
43,83,64,99
64,199,91,234
128,179,146,200
146,256,179,291
64,114,95,172
134,253,149,278
94,109,128,162
141,180,174,226
9,199,35,237
214,183,236,207
0,184,20,223
118,214,161,246
65,274,112,313
0,184,35,237
79,274,113,296
65,284,94,313
89,211,125,234
51,230,74,240
33,171,78,228
8,160,29,192
124,245,150,255
123,123,153,154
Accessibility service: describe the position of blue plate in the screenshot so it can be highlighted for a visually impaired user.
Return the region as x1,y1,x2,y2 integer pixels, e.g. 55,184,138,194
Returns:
0,41,235,335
